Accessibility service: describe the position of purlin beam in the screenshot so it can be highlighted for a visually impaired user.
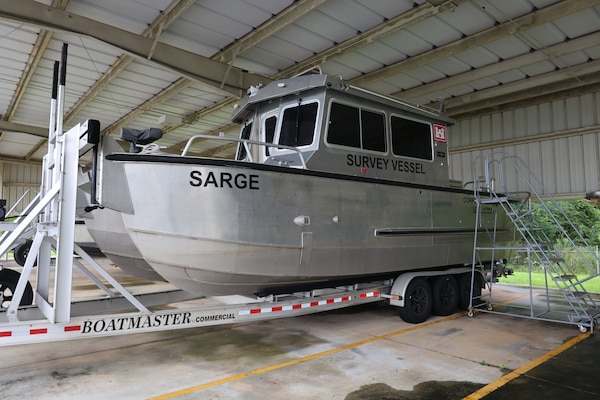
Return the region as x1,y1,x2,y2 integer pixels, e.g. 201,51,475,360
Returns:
0,0,269,97
0,0,69,159
0,0,323,159
166,0,466,152
277,0,468,79
445,60,600,113
138,0,327,139
349,0,600,88
397,30,600,102
3,0,70,122
56,0,321,139
63,0,197,125
216,0,328,65
448,71,600,119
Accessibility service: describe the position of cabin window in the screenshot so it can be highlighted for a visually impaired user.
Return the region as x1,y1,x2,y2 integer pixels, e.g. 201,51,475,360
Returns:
236,121,253,160
265,116,277,144
279,102,318,147
264,115,277,156
327,102,386,152
328,103,360,148
390,116,432,160
361,109,386,152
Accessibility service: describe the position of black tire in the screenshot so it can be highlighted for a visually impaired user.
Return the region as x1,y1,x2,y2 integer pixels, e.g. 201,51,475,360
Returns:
0,268,34,308
431,275,459,316
398,277,432,324
13,240,32,267
457,272,482,310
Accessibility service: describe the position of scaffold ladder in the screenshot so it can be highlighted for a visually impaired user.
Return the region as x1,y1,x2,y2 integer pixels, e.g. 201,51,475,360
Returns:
471,151,600,331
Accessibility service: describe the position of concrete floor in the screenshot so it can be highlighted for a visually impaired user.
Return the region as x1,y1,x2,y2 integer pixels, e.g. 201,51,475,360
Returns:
0,255,596,400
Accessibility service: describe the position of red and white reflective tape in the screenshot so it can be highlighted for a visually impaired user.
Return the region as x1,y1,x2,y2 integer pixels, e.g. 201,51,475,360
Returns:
360,291,381,299
239,295,352,316
0,290,384,340
239,290,381,316
0,324,81,339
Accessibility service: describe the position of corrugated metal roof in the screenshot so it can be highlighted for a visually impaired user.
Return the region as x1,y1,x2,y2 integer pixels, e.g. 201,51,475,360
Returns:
0,0,598,164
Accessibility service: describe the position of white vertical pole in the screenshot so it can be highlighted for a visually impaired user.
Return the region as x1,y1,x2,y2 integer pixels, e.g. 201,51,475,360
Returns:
54,124,78,322
53,43,74,323
44,61,60,223
36,60,60,304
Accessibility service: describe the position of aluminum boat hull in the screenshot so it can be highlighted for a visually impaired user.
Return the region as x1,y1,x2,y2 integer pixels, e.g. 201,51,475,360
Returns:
109,156,513,295
84,207,165,281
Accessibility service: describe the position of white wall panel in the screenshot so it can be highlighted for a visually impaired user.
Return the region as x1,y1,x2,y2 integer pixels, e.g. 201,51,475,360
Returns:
480,115,492,143
567,136,585,193
582,93,596,126
1,163,41,217
449,92,600,198
539,102,553,133
566,97,582,129
551,100,566,132
582,134,600,190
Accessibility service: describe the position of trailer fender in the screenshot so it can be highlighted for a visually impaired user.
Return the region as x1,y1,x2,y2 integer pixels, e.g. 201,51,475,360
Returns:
389,267,476,308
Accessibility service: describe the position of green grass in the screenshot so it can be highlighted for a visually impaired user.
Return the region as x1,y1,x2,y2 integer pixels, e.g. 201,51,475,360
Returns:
500,271,600,293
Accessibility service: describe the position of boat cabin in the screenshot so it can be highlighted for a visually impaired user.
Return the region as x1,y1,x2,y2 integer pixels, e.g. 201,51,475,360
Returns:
232,73,455,188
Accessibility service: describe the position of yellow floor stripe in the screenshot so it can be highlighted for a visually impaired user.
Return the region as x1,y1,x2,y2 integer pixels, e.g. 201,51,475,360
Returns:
462,331,591,400
149,312,466,400
150,289,573,399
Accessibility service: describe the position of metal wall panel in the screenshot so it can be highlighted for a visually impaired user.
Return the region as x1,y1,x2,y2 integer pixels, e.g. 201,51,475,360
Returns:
1,162,41,217
449,92,600,198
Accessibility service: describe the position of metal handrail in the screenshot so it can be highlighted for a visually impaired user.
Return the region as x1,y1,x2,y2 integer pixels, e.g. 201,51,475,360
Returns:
473,150,600,278
471,150,600,329
5,189,39,218
0,190,40,249
181,134,308,169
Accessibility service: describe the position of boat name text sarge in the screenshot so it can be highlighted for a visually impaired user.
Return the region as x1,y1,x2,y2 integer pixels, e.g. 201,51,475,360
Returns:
190,170,259,190
346,154,425,174
81,312,237,334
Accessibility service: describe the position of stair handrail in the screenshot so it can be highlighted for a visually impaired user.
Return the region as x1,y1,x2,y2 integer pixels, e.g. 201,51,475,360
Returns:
0,190,41,248
5,189,39,219
475,151,600,280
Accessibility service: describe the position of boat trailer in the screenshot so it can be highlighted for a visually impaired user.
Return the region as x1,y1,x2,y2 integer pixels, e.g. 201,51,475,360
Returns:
0,44,507,346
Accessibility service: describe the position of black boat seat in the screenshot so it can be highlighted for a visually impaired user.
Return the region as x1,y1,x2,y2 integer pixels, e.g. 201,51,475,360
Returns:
121,127,163,153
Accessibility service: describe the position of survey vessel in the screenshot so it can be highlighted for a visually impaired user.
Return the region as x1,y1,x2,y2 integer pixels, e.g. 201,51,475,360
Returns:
89,72,515,297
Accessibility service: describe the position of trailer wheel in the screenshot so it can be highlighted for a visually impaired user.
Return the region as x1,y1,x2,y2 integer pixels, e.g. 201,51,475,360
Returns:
398,277,432,324
0,268,34,308
13,240,32,267
457,272,482,310
432,275,458,316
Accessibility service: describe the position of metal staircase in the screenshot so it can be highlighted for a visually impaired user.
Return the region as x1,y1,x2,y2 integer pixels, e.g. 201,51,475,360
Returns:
471,151,600,332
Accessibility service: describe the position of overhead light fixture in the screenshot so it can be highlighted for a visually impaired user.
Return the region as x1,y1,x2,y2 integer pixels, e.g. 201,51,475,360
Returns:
158,114,182,127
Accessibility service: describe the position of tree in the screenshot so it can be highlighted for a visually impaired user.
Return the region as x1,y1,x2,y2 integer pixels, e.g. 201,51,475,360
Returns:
532,199,600,246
